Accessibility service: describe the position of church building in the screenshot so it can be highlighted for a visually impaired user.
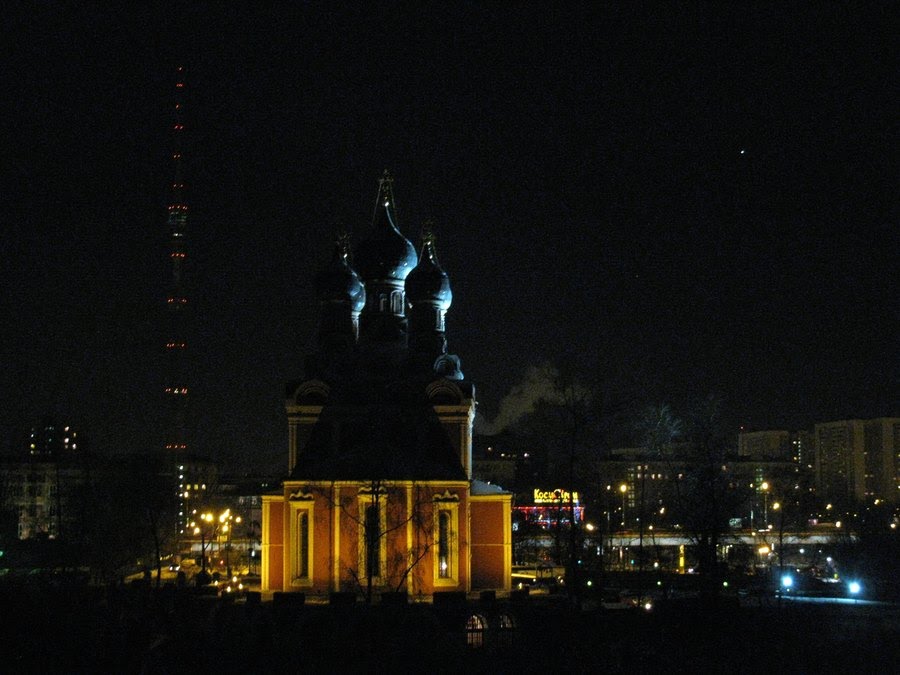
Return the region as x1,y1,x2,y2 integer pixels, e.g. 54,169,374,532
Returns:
261,174,511,599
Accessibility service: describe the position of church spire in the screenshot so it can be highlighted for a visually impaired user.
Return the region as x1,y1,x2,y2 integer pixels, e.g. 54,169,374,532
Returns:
371,169,398,230
407,222,452,360
355,172,418,344
314,231,365,350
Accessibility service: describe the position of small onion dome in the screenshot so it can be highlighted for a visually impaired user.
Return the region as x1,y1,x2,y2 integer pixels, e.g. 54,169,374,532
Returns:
406,226,452,310
314,234,365,313
354,173,417,281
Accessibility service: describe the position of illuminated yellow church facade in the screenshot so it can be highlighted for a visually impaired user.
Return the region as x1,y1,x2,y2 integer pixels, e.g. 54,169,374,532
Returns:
261,175,511,599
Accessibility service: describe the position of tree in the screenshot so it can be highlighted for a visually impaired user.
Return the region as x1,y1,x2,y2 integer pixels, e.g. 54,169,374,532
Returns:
671,395,745,599
320,478,438,604
511,363,612,606
634,404,682,599
70,453,177,585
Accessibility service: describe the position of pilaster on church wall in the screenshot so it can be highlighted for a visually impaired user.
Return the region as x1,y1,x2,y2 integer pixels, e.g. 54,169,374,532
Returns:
336,484,358,591
312,488,331,594
285,404,323,473
261,496,285,592
432,400,476,479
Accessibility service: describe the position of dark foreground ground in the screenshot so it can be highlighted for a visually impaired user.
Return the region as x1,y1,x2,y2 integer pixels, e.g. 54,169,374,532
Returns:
2,583,899,674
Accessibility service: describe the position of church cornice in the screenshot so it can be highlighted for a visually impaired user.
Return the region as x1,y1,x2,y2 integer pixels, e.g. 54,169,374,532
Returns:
288,379,331,405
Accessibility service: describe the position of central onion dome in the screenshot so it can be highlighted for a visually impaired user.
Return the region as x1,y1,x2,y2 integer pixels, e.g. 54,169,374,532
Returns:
354,172,417,281
406,226,452,310
315,234,365,313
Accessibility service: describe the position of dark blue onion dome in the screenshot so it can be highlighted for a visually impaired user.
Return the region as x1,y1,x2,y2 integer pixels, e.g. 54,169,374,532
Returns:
354,172,418,281
406,225,452,310
314,233,365,313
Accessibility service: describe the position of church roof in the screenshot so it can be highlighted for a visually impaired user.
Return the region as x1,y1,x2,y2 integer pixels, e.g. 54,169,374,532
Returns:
314,234,365,312
471,479,511,495
354,172,417,282
406,226,452,309
290,396,466,481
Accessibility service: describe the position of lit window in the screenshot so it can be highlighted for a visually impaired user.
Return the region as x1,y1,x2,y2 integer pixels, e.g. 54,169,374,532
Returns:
358,494,386,584
365,504,380,578
466,614,487,648
297,510,309,579
433,497,459,584
438,511,451,578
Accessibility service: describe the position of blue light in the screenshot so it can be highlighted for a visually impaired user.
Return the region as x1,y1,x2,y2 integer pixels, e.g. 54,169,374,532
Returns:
848,581,861,594
781,575,793,588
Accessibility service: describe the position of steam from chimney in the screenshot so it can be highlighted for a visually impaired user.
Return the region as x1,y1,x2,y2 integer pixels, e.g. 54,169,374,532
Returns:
476,363,563,435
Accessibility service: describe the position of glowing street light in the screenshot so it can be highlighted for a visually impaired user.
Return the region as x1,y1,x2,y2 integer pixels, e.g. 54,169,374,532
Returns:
193,509,239,580
619,484,628,527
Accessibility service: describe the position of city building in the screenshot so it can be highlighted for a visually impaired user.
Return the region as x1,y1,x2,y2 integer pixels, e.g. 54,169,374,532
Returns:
738,430,792,460
814,419,865,502
0,418,87,541
0,456,87,541
814,418,900,503
863,418,900,503
513,488,584,528
261,175,512,599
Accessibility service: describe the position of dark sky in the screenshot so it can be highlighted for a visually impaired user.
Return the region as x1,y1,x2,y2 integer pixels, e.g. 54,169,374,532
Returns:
3,3,896,472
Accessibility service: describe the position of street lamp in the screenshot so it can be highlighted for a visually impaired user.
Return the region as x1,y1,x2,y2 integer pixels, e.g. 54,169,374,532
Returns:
189,511,216,585
619,484,628,528
760,482,770,528
191,509,241,582
218,509,240,577
604,485,612,534
772,499,787,581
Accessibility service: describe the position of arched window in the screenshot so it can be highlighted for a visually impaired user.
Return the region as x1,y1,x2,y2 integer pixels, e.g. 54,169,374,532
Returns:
433,497,458,585
465,614,487,648
438,511,451,578
297,511,309,578
358,493,386,583
496,613,517,646
289,500,314,587
391,290,403,314
365,504,380,578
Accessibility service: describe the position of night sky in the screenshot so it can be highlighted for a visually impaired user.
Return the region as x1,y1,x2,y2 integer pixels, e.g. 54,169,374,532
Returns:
3,4,896,472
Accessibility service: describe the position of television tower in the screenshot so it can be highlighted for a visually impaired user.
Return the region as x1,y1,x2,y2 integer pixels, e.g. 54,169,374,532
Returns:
164,66,190,534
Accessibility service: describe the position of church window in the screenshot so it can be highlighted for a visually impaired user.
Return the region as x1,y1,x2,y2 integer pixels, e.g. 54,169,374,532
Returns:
433,498,459,585
391,290,403,314
358,494,386,584
365,504,380,578
290,502,314,586
438,510,451,578
298,511,309,578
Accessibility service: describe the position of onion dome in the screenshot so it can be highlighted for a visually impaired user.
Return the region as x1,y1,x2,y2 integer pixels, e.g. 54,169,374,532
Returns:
406,225,452,310
354,172,417,281
314,233,365,313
